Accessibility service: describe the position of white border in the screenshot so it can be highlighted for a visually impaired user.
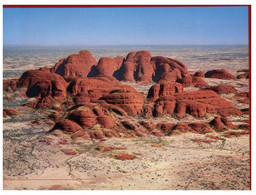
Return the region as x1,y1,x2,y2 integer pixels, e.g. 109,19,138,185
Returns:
0,0,255,194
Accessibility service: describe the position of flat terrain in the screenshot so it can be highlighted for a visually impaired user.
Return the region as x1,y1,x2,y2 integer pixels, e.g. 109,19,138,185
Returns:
3,133,250,190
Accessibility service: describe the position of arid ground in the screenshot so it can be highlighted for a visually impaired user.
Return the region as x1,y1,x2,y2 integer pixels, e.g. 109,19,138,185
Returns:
3,47,250,190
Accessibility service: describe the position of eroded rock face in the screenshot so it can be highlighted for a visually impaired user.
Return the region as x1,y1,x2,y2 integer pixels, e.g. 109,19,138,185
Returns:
17,70,68,108
18,70,68,99
237,73,249,79
120,51,153,83
194,71,205,77
3,79,18,92
52,119,83,134
52,50,97,79
5,49,248,141
152,90,242,118
93,56,124,77
103,51,192,84
93,106,116,128
48,50,194,85
68,107,97,129
158,68,182,83
151,56,191,85
101,85,145,116
205,69,235,80
51,105,117,136
188,122,213,134
192,76,208,87
3,108,19,118
209,117,238,131
67,76,119,103
147,81,184,101
204,85,236,94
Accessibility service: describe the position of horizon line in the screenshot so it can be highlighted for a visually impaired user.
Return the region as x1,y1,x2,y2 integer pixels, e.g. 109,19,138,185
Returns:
3,43,249,47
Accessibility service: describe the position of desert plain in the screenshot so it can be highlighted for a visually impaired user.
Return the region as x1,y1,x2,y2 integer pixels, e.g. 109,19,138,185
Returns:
3,46,250,190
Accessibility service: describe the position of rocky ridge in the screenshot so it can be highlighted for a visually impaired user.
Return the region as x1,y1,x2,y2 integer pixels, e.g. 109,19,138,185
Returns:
3,50,249,141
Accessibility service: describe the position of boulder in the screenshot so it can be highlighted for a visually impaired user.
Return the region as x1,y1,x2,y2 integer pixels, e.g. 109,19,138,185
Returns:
139,121,156,131
68,107,97,129
194,71,205,77
97,116,116,128
157,123,175,134
192,76,208,87
96,146,114,151
3,108,19,117
52,119,83,134
205,69,235,80
237,69,249,73
209,117,233,131
237,73,249,79
168,123,194,135
188,122,213,134
204,85,236,94
115,153,136,160
3,79,18,92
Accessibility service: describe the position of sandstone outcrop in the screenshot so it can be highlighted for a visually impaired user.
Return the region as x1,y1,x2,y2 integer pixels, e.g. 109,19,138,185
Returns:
68,106,97,129
205,69,235,80
152,90,241,118
204,85,237,94
106,51,192,84
147,81,184,101
52,119,83,134
3,79,18,92
4,49,248,141
52,50,97,79
188,122,213,134
191,76,208,87
18,70,68,99
3,108,19,117
237,73,249,79
100,85,145,116
115,153,136,160
17,70,68,108
209,117,238,131
67,76,119,103
121,51,153,83
194,71,205,77
92,56,124,77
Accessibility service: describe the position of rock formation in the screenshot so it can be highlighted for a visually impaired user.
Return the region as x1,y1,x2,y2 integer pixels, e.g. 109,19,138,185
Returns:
205,69,235,80
52,50,97,79
151,90,241,118
3,79,18,92
100,85,145,116
3,49,249,141
147,81,184,101
92,56,124,77
204,85,237,94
